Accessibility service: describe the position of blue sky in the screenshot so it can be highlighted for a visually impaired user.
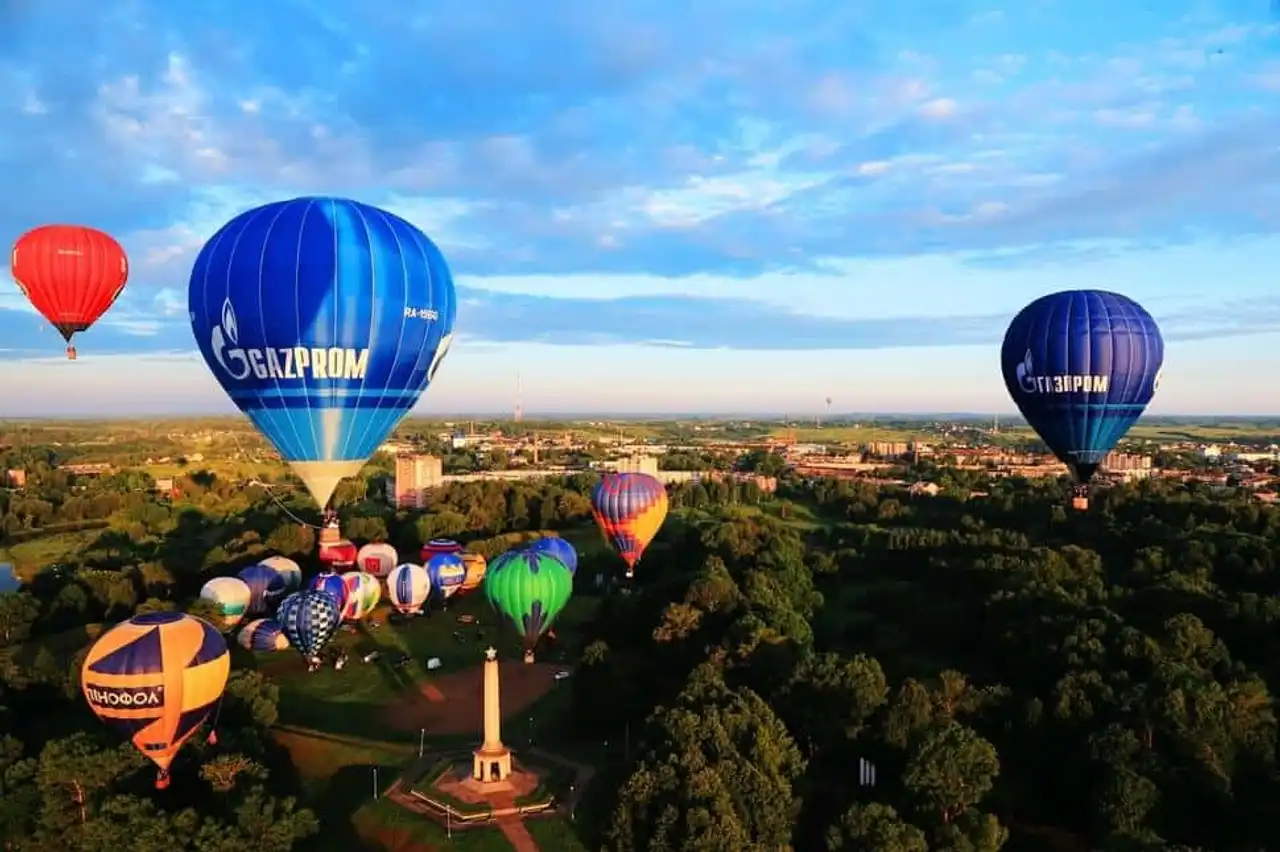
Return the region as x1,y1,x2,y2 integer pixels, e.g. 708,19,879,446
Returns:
3,0,1280,416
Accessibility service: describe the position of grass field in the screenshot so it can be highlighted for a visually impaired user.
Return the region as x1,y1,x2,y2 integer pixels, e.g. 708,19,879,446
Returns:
777,420,1280,447
141,460,284,481
1,529,105,577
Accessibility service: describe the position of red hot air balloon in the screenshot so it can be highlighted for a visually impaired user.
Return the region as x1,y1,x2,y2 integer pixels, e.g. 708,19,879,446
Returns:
10,225,129,359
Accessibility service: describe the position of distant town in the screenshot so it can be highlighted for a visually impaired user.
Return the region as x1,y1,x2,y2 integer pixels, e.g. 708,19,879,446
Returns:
5,417,1278,508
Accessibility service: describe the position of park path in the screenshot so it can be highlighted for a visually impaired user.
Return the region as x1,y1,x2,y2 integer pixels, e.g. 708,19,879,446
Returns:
491,795,539,852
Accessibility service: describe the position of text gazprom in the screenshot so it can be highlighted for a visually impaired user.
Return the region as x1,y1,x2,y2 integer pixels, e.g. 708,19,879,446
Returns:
1024,375,1110,393
241,347,370,381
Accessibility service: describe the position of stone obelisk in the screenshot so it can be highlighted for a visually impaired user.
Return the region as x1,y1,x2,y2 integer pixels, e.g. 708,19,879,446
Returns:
471,647,512,785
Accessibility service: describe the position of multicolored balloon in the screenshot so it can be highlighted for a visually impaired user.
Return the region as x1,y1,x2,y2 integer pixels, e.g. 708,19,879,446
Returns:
426,552,467,600
309,572,349,611
485,549,573,663
198,576,252,629
277,590,342,663
237,563,287,616
420,538,463,563
591,473,669,577
237,618,290,652
340,571,381,620
459,551,487,594
1001,290,1164,506
387,563,431,615
357,542,397,578
81,612,229,789
528,536,578,575
188,197,457,510
11,224,129,359
259,555,303,592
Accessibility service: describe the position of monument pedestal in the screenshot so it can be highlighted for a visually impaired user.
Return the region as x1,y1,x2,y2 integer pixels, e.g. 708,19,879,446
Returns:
471,745,513,786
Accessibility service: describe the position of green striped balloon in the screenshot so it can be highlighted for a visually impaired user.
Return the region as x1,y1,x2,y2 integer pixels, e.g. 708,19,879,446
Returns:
485,549,573,659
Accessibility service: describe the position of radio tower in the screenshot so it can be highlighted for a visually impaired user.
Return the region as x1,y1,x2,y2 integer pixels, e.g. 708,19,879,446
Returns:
514,373,524,423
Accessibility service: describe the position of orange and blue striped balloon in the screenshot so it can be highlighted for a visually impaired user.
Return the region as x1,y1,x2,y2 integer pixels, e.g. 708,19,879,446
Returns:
81,612,230,789
590,472,669,578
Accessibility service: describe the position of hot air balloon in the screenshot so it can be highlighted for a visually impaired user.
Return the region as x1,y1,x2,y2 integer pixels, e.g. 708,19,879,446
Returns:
237,618,290,652
1001,290,1164,511
485,549,573,664
528,536,578,575
309,572,349,611
0,563,20,594
81,612,229,789
340,571,381,620
591,473,669,578
277,590,342,669
259,555,302,592
11,225,129,359
319,539,358,571
420,538,463,563
188,197,457,511
387,563,431,615
198,577,252,629
356,542,397,578
426,552,467,601
459,551,487,594
237,563,287,616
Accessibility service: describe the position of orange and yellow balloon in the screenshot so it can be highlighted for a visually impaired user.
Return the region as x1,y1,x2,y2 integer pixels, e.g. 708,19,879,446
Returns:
591,472,669,578
459,551,488,594
81,611,230,789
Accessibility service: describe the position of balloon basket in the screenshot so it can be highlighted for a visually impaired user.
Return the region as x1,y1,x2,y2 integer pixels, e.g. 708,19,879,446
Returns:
523,650,535,664
1071,496,1089,511
206,730,218,746
155,772,170,791
66,346,77,361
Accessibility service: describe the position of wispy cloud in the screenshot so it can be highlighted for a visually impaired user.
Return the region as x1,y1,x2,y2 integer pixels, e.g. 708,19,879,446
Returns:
2,0,1280,369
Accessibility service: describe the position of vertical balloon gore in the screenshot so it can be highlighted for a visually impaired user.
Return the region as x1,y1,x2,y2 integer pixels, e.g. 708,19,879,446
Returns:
1000,289,1164,487
187,197,457,509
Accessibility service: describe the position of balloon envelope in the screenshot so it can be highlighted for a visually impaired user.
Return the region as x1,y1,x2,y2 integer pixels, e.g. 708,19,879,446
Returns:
459,551,487,594
340,571,381,620
357,542,397,577
528,536,578,575
199,576,252,629
259,555,302,591
237,564,287,616
11,225,129,349
81,612,229,788
277,590,342,659
188,197,457,509
309,572,349,611
1001,290,1164,483
591,473,669,577
0,563,20,594
319,539,358,570
387,563,431,614
426,553,467,599
237,618,290,652
485,549,573,651
420,538,463,563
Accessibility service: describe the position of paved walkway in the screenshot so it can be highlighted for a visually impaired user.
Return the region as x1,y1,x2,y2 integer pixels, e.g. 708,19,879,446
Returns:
492,795,539,852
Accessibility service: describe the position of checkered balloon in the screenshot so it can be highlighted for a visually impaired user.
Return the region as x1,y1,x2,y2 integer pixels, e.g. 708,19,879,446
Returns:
276,589,341,658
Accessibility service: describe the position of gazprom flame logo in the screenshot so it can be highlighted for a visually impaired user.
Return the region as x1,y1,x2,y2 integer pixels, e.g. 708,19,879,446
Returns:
1015,349,1110,395
211,299,250,380
1015,350,1037,394
208,298,370,382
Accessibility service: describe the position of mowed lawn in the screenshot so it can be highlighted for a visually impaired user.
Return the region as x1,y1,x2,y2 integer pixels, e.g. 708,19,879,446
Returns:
267,591,594,739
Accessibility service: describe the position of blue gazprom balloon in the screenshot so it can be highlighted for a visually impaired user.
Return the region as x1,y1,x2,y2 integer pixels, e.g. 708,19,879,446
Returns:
188,197,456,509
1001,289,1164,483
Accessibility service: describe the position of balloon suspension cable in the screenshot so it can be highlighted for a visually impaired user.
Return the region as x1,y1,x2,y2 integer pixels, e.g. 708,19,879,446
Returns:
225,428,327,529
205,696,223,745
